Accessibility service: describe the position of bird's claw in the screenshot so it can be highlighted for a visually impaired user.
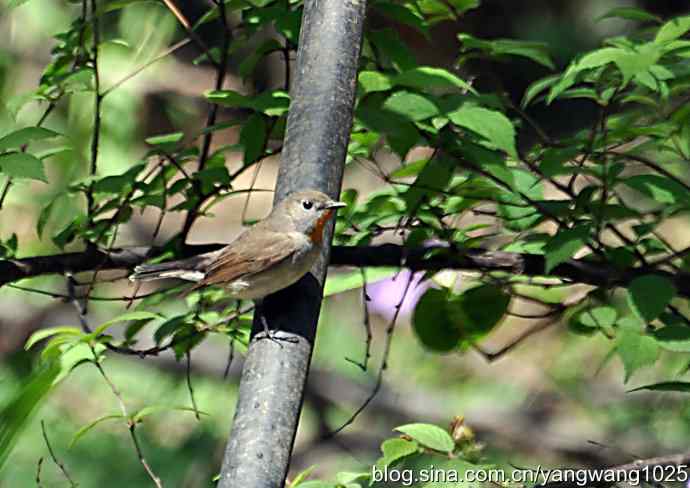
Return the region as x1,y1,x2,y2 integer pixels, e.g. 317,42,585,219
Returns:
258,329,298,346
257,315,298,346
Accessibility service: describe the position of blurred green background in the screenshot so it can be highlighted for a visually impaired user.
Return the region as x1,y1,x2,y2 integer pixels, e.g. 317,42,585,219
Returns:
1,0,690,486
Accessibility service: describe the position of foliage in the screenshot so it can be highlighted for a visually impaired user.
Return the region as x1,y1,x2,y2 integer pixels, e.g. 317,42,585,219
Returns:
290,419,488,488
2,0,690,485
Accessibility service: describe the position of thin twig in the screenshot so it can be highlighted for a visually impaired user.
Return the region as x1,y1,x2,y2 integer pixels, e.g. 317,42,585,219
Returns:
160,0,219,69
94,346,163,486
329,272,416,436
475,316,561,362
101,38,191,98
0,179,12,210
65,275,162,485
185,351,201,421
345,269,372,372
8,282,173,302
567,102,607,194
128,423,163,488
66,274,91,333
180,0,230,241
86,0,102,221
40,420,77,487
241,160,264,224
35,456,44,488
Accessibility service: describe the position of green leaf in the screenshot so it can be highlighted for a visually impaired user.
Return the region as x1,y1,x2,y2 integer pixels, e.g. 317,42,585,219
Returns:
275,9,301,44
240,114,267,165
543,224,590,273
623,175,690,206
448,285,510,341
145,131,184,146
413,288,461,352
616,329,659,382
288,466,315,488
70,414,125,448
547,46,660,101
239,39,282,79
358,71,393,94
390,159,429,179
367,28,417,71
292,482,335,488
0,361,62,470
655,15,690,43
355,101,419,157
393,67,476,94
92,311,162,336
92,163,145,194
37,193,75,238
335,472,369,486
420,0,479,18
373,2,429,36
522,74,559,107
0,152,48,182
628,381,690,393
394,423,455,453
25,326,83,350
206,89,249,107
447,103,517,157
539,146,579,177
578,306,618,329
132,405,206,423
495,168,543,231
627,275,676,323
653,325,690,352
380,438,419,466
403,154,454,210
598,7,662,24
205,90,290,116
0,127,60,151
458,34,555,69
323,268,397,297
154,316,188,344
441,0,479,13
383,91,440,121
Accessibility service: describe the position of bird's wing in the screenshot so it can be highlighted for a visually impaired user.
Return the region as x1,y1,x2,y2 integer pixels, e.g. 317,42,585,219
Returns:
193,230,301,288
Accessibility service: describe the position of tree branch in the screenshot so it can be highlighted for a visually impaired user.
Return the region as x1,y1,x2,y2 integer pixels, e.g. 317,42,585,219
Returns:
2,244,690,298
536,451,690,488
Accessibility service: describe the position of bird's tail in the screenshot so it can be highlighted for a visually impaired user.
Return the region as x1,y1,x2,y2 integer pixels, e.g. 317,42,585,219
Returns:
130,256,208,283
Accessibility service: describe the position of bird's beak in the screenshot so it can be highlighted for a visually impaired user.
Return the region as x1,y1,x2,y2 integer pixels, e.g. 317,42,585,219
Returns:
324,200,347,210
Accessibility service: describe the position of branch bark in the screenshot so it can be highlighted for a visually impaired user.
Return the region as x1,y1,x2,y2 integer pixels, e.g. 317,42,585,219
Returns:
216,1,367,486
3,244,690,298
536,451,690,488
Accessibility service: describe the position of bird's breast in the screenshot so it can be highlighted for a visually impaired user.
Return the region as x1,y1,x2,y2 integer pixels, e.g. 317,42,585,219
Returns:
309,210,334,244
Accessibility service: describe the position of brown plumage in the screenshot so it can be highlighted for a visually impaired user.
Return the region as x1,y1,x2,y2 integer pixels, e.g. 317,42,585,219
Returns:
130,190,346,301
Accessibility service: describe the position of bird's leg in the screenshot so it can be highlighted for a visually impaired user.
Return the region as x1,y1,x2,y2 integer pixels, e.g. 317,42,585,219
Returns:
254,300,297,345
259,313,282,345
254,299,282,346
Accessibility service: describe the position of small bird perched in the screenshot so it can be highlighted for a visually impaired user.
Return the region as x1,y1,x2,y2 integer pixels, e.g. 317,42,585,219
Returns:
130,190,346,338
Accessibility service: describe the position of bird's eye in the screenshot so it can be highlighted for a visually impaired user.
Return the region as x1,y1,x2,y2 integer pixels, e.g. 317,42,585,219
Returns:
302,199,313,210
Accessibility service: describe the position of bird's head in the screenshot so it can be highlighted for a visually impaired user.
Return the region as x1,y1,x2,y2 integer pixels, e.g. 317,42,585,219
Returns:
274,190,346,243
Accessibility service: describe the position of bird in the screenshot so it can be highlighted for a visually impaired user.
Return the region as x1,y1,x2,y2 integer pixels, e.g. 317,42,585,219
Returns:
130,189,346,339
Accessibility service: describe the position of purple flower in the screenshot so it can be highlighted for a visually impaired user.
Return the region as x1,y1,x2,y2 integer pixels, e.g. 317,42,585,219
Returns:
366,269,429,321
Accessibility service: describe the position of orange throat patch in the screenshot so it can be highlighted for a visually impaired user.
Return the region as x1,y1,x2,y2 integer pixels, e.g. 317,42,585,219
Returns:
309,210,334,244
